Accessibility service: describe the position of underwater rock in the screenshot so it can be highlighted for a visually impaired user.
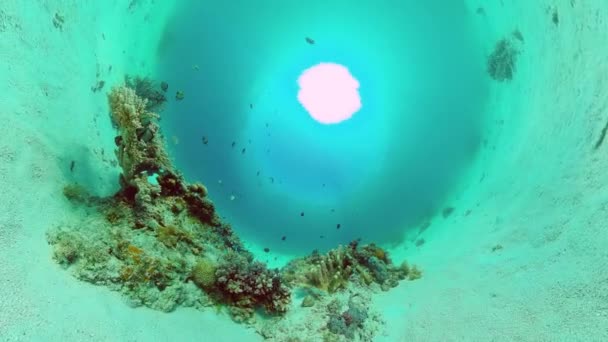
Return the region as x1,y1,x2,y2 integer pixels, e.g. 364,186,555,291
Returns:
487,37,521,82
91,80,105,93
52,12,65,30
442,206,455,218
552,8,559,26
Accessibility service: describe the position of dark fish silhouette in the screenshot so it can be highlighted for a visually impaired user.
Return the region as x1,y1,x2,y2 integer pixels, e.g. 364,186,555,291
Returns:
300,212,304,217
281,236,286,241
305,37,315,45
241,148,246,154
231,141,236,148
336,224,341,229
70,160,75,172
263,247,270,253
250,103,253,109
202,136,208,145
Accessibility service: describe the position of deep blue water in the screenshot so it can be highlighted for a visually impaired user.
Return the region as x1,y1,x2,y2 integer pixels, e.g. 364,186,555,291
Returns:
157,1,488,254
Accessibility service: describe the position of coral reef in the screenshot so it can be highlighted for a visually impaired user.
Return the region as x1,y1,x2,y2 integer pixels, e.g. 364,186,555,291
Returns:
257,290,383,342
213,252,291,317
282,241,421,294
47,78,421,339
48,80,290,316
108,84,172,186
327,294,369,339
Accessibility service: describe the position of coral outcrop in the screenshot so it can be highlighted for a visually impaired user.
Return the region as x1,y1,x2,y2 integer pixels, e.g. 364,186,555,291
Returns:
47,78,421,341
48,80,290,316
487,33,523,82
282,240,421,294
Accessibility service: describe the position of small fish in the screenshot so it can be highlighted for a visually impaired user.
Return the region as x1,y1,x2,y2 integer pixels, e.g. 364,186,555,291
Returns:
202,136,208,145
265,122,269,128
231,141,236,148
241,148,246,154
69,160,75,172
230,194,236,201
305,37,315,45
256,171,260,176
281,236,286,241
269,177,274,183
300,212,304,217
320,235,324,239
218,179,223,185
263,247,270,253
336,224,341,229
192,64,200,70
250,103,253,109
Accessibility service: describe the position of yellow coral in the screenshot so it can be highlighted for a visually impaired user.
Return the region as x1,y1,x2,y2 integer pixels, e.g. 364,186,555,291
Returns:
306,246,352,293
191,258,217,290
108,85,147,131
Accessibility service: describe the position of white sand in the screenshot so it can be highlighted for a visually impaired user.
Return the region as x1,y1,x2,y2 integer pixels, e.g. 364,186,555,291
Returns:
1,0,607,341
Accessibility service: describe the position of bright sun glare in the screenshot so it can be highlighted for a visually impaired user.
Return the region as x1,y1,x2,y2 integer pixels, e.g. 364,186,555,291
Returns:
297,62,362,124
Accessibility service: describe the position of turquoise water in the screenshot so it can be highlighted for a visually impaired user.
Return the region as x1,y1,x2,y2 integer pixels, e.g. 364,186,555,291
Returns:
2,1,607,341
160,1,487,254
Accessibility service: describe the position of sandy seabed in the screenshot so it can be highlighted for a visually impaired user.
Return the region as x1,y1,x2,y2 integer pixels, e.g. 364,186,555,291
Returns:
1,0,608,341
